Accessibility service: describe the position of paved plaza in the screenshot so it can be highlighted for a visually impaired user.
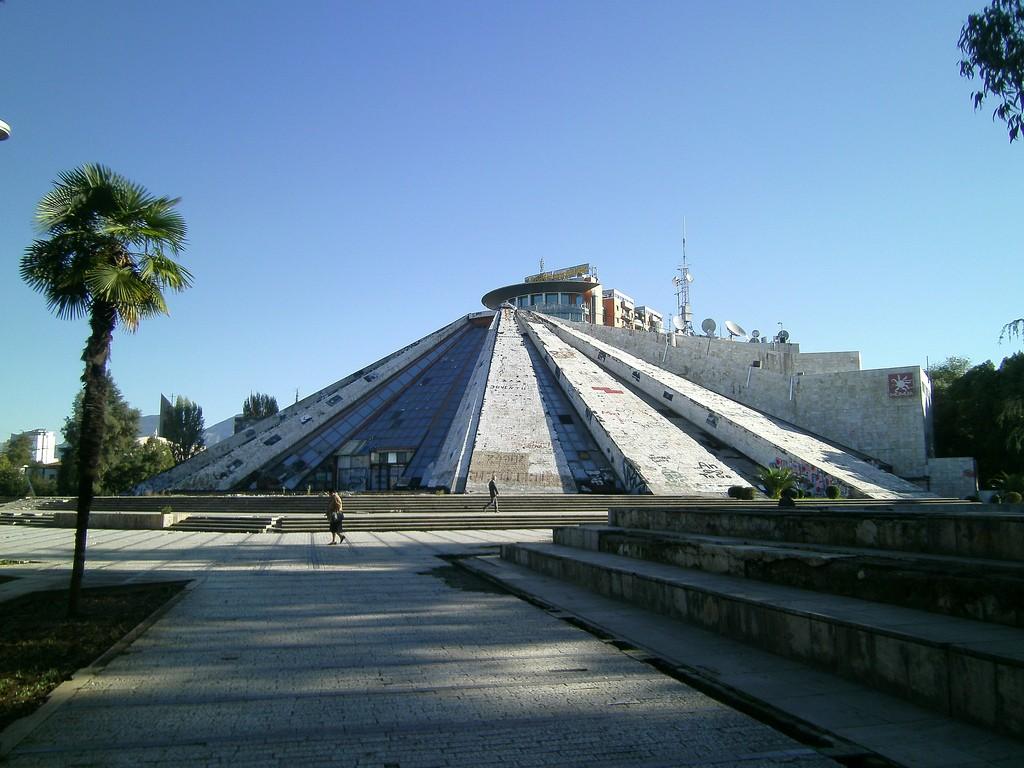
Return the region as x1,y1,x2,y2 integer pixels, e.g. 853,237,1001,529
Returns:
0,526,838,767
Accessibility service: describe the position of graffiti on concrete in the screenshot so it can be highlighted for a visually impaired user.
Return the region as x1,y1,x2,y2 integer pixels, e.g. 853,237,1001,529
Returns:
772,457,844,497
696,461,727,480
592,386,624,395
597,350,607,362
632,370,641,383
622,458,649,493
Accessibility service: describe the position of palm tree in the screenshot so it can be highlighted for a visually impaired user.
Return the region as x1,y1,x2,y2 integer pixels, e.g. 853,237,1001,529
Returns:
20,164,190,616
758,465,799,499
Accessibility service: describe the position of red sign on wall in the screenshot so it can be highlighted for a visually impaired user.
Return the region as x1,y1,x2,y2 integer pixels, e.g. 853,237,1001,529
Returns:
888,372,915,398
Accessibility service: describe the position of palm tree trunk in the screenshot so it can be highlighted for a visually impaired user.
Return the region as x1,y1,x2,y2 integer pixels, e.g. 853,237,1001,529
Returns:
68,303,115,618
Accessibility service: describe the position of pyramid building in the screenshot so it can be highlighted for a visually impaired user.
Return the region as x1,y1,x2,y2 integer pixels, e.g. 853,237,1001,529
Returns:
137,271,952,499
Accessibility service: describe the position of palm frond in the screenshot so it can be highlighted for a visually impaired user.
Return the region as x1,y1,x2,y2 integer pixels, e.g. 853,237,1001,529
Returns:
139,252,194,290
85,264,150,305
25,163,192,331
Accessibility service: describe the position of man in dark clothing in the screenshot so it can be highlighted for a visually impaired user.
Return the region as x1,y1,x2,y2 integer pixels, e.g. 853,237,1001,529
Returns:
483,475,499,513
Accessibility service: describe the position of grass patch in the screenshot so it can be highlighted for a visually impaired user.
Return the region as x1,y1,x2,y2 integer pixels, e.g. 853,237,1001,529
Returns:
0,581,186,732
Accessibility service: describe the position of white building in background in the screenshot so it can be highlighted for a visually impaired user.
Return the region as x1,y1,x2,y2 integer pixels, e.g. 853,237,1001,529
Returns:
9,429,59,465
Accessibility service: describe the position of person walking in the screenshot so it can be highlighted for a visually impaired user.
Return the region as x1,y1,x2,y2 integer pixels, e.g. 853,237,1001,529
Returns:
326,491,346,544
483,474,499,513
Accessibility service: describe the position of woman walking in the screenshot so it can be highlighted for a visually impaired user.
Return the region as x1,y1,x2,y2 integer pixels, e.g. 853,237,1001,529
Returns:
326,491,345,545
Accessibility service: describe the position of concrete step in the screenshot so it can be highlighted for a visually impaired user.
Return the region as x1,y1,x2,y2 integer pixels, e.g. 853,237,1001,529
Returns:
0,511,57,527
16,494,970,517
272,513,607,533
555,525,1024,627
462,553,1024,768
167,515,276,533
610,504,1024,561
500,541,1024,740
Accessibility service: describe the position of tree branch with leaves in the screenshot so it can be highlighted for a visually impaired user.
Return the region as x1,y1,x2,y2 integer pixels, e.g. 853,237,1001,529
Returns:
959,0,1024,142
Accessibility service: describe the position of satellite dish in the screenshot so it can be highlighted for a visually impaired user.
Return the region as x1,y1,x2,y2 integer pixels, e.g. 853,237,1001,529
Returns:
685,272,694,283
777,329,790,343
701,318,716,336
671,315,684,331
724,320,746,338
748,337,760,343
751,329,760,339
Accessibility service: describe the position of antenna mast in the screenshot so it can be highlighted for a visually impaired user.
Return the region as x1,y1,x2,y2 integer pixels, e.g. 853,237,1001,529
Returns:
672,218,695,335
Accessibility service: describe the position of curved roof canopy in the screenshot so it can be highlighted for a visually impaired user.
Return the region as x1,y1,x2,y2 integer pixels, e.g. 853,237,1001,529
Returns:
481,280,598,309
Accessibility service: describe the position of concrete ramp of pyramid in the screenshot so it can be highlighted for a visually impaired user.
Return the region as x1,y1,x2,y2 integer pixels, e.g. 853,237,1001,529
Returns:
420,312,500,492
521,315,749,496
536,313,932,499
134,313,487,494
462,307,578,493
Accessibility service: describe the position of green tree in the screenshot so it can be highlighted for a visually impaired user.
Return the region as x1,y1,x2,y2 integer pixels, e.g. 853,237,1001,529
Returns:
102,439,175,494
236,391,279,434
930,356,975,462
27,473,58,496
997,352,1024,450
58,373,142,495
4,433,32,468
20,164,190,616
165,396,205,464
928,356,972,393
242,392,278,421
931,354,1024,486
0,454,30,497
959,0,1024,142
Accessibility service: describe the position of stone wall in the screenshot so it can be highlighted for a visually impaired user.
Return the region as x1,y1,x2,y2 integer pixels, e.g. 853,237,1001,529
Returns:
927,457,978,499
565,321,929,478
540,314,930,499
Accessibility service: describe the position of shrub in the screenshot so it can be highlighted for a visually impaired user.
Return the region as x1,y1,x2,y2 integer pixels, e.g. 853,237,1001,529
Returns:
727,486,743,499
1005,491,1023,504
739,486,756,500
825,485,841,499
757,466,798,499
995,472,1024,495
29,475,58,496
990,493,1002,504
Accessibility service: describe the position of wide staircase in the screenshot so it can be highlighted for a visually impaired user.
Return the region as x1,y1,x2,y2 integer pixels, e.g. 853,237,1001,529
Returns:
0,494,870,533
498,501,1024,741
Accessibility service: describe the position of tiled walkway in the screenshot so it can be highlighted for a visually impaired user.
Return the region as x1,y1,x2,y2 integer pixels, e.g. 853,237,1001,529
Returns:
0,527,836,767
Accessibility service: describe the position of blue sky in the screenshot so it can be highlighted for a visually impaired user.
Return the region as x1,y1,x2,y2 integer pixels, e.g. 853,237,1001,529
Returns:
1,0,1020,442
